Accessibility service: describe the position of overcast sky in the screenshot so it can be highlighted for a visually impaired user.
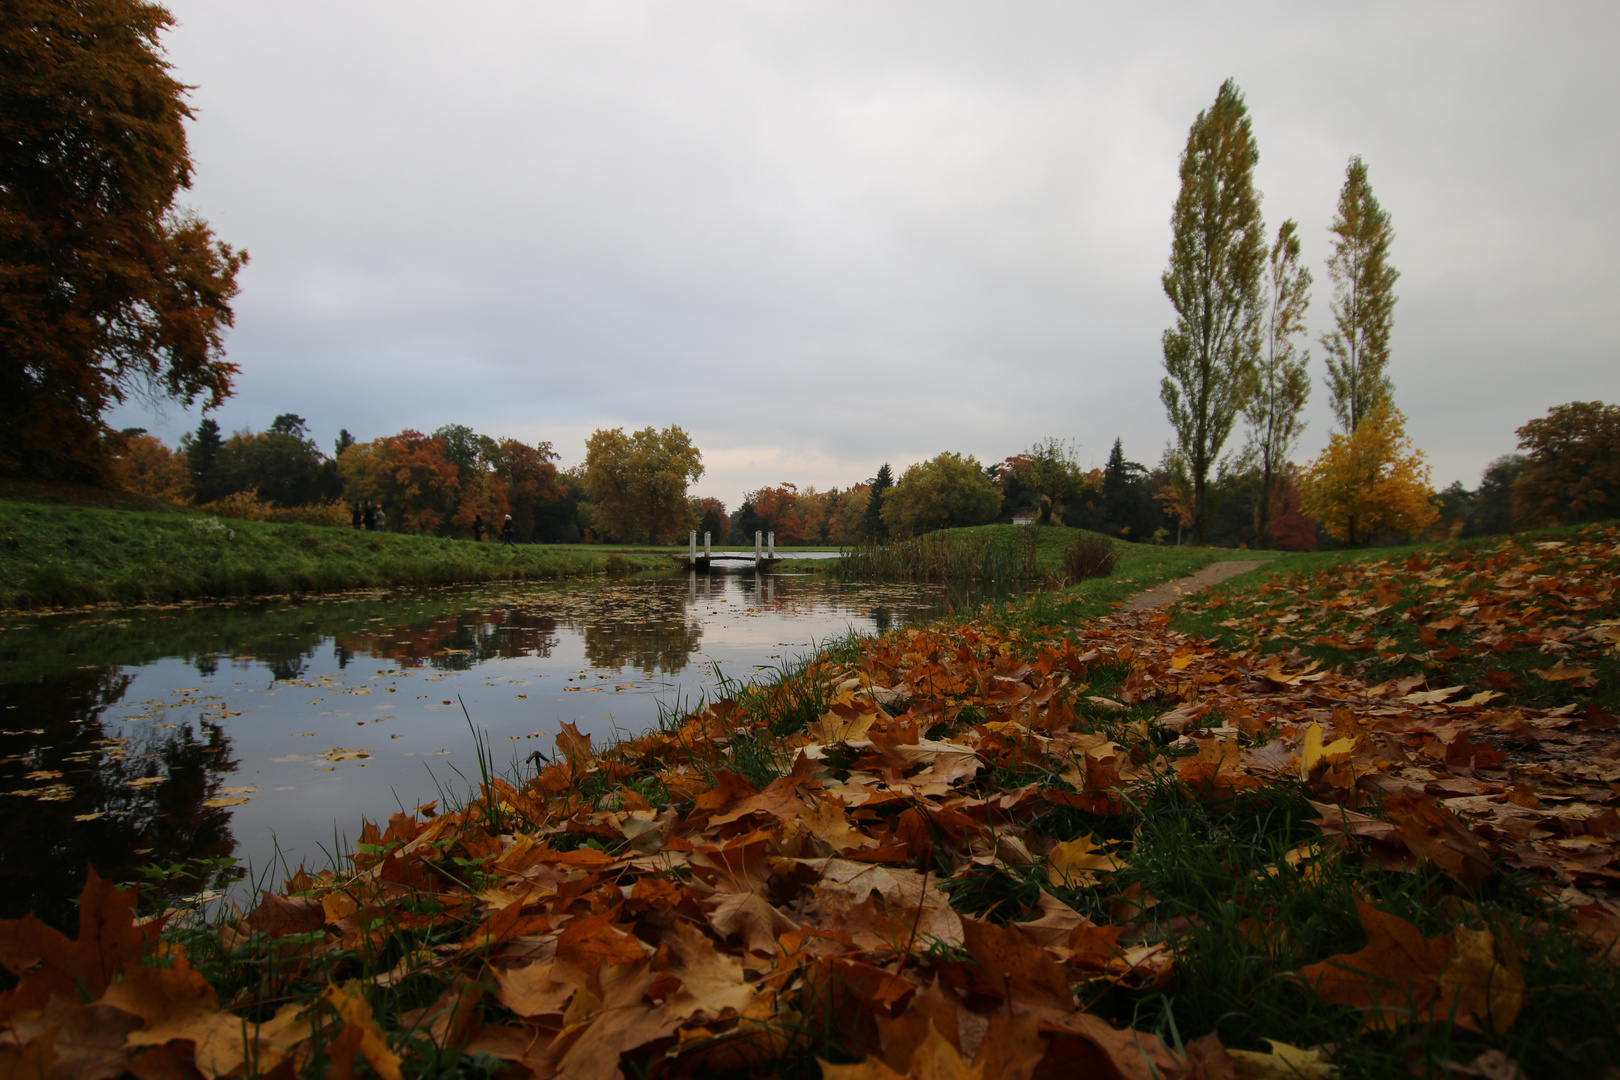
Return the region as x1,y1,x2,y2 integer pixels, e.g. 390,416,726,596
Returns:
114,1,1619,510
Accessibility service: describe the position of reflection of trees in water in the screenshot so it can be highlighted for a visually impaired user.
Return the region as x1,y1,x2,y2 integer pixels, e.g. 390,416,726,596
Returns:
334,611,561,671
581,616,703,676
0,669,240,934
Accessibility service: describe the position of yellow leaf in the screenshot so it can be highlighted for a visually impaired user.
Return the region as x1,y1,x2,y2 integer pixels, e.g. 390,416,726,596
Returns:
1047,834,1126,889
1298,723,1356,781
325,982,404,1080
1227,1040,1337,1079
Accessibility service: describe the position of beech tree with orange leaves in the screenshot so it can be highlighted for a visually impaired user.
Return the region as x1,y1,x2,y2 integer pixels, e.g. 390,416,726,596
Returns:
1298,404,1436,545
1,0,247,481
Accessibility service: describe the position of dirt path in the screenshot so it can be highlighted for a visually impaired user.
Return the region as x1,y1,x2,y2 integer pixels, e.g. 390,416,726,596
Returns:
1119,559,1270,612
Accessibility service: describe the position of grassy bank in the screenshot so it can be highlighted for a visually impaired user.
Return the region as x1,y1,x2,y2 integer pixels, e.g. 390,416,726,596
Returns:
0,499,671,610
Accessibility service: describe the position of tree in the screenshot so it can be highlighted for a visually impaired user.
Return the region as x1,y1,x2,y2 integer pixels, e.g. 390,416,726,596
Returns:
1017,438,1084,525
827,485,869,545
111,432,189,503
1472,454,1525,536
0,0,247,481
1245,219,1312,547
582,426,704,543
1160,79,1266,543
494,438,562,543
181,417,224,503
1321,156,1399,433
865,464,894,541
1299,404,1437,545
1511,401,1620,527
745,484,806,545
695,497,729,545
880,452,1002,538
1267,466,1318,551
338,430,460,534
214,426,335,506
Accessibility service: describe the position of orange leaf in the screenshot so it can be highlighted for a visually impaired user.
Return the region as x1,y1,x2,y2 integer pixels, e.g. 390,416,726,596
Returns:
556,914,648,969
1295,897,1522,1032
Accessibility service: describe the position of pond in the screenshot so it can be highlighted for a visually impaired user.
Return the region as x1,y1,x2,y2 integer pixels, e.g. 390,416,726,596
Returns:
0,569,1002,929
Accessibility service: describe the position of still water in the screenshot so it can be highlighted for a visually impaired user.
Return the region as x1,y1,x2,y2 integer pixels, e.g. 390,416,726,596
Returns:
0,570,993,928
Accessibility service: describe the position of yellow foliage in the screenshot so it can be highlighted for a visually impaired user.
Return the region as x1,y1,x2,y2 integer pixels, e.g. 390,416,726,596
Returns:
1299,406,1437,545
111,434,191,505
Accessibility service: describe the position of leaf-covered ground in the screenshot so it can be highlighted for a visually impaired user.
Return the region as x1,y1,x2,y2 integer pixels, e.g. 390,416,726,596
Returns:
3,524,1619,1079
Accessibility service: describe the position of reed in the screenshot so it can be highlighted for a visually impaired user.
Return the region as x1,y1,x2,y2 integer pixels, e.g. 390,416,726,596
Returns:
836,526,1040,581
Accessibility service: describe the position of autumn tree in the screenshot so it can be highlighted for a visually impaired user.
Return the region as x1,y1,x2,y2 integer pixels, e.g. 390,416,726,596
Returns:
865,464,894,541
338,430,460,534
745,484,806,545
495,438,562,543
1160,79,1266,543
827,485,869,545
1511,401,1620,527
1267,466,1318,551
583,425,704,543
0,0,247,481
110,432,189,503
1322,156,1399,433
1299,404,1436,545
1245,219,1312,547
880,452,1002,538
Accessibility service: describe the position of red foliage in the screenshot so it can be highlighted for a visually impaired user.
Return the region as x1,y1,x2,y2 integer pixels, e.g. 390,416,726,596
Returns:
1269,469,1318,551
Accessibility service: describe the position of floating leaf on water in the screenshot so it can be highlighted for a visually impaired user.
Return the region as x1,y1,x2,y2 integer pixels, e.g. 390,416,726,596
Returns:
125,777,164,788
203,796,251,808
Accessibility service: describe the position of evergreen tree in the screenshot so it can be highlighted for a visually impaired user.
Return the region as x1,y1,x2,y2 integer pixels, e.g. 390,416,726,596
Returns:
181,417,223,503
1246,219,1313,547
864,463,893,541
1322,156,1399,433
1160,79,1265,543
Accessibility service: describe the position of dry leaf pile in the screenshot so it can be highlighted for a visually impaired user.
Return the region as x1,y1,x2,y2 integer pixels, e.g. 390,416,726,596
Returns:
3,524,1619,1079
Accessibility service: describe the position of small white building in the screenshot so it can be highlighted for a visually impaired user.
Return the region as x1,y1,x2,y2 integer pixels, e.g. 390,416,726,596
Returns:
1011,509,1040,526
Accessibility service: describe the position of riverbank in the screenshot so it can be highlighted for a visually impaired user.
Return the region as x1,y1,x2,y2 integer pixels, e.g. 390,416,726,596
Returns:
0,499,671,610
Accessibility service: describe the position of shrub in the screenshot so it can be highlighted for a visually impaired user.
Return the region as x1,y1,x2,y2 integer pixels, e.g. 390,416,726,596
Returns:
1064,533,1117,585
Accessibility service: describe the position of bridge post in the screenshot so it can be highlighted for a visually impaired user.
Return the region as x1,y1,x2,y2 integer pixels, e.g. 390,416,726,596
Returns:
755,531,762,566
689,530,696,566
768,531,775,559
704,531,711,558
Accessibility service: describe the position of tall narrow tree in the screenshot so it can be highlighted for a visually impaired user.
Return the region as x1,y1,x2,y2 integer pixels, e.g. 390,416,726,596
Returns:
1160,79,1266,543
1245,219,1313,547
1321,156,1398,433
864,463,894,541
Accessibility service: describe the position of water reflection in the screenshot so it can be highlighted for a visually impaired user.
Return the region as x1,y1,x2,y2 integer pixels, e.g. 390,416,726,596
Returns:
0,570,1018,932
0,668,241,932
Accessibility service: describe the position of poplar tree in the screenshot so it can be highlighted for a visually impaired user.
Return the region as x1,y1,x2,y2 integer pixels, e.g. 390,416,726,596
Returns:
1321,156,1398,433
1245,219,1312,547
1160,79,1265,543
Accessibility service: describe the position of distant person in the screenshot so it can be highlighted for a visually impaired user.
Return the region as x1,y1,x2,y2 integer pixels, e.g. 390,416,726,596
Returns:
500,514,515,546
374,505,387,532
361,501,376,531
471,513,486,542
351,502,363,529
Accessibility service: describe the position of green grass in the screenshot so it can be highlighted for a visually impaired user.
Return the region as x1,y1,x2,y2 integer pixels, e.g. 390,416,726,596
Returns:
0,499,672,609
1170,521,1620,716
